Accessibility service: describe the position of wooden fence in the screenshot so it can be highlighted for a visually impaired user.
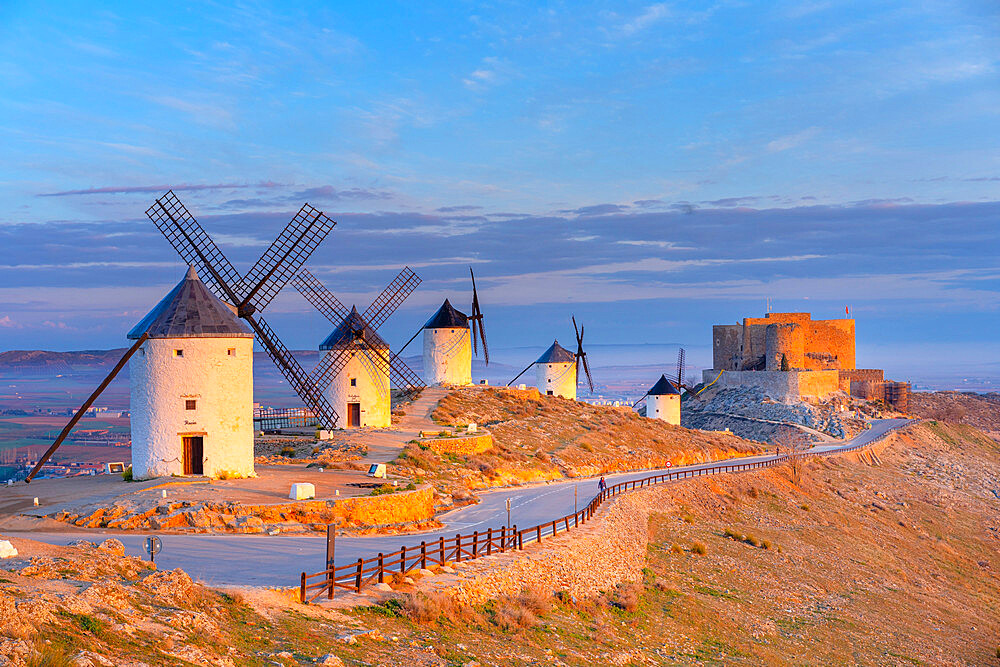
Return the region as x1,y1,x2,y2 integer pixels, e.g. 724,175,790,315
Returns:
299,422,905,603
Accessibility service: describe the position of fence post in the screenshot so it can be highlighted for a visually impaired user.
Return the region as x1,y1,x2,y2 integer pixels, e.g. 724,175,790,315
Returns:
439,535,445,564
400,545,406,574
515,525,522,550
420,541,427,569
455,534,462,562
378,553,384,583
354,558,362,592
487,527,493,555
473,530,478,558
300,572,306,604
500,526,506,553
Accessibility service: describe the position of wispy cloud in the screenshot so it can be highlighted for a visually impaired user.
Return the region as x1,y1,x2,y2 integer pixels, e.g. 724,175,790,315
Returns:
766,127,821,153
38,182,285,197
618,3,671,36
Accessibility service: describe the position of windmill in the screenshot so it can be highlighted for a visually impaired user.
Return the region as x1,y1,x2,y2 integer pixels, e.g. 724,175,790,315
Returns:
631,347,698,422
25,192,337,482
393,267,489,387
507,316,593,400
290,267,424,428
144,191,340,426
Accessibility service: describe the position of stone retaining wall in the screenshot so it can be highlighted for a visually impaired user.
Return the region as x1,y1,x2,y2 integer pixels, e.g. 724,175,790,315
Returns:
445,487,658,605
423,432,493,455
56,484,436,533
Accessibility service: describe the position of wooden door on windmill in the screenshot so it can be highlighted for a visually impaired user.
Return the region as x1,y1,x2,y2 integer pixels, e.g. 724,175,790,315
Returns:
347,403,361,428
183,436,204,475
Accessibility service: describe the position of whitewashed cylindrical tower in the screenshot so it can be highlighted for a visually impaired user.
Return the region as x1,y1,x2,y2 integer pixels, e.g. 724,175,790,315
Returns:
646,374,681,425
321,306,391,428
128,266,255,480
422,299,471,386
535,340,577,400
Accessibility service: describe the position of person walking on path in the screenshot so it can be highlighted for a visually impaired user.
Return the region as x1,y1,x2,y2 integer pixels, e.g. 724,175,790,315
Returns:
598,476,607,493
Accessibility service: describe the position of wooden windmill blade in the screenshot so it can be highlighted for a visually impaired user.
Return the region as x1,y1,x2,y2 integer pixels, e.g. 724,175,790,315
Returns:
147,192,340,427
25,333,149,483
359,327,425,391
573,316,594,394
146,191,246,306
469,267,489,365
362,266,421,331
248,315,340,428
290,268,351,326
676,348,686,387
309,335,356,393
239,204,336,313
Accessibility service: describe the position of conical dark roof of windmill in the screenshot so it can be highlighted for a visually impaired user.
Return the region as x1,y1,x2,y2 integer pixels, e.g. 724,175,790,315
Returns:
423,299,469,329
648,374,680,395
127,266,253,340
535,340,576,364
319,306,388,350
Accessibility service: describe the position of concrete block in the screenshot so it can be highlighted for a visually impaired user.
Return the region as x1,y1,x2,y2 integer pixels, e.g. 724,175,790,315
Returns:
0,540,18,558
289,482,316,500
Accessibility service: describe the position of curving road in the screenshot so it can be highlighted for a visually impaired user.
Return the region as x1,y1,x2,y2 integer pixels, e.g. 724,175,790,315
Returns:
8,418,910,588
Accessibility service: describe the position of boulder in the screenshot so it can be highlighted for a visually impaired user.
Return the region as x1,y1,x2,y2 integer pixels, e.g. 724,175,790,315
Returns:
236,516,265,533
289,482,316,500
0,540,18,559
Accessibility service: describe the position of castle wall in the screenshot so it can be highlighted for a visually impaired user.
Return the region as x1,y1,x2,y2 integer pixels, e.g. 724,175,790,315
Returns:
423,327,472,386
129,337,254,480
713,312,856,372
536,361,576,400
712,325,742,371
702,369,840,402
805,318,855,370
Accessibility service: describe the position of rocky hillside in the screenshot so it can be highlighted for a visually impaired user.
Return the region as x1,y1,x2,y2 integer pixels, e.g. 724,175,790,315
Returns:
681,386,864,444
396,386,762,499
909,390,1000,438
3,421,998,665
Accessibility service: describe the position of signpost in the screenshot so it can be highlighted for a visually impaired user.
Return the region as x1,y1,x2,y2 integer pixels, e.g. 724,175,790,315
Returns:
505,497,511,529
144,536,162,564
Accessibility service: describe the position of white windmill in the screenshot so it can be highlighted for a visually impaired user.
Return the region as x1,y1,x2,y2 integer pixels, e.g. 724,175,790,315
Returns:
292,268,424,429
508,317,593,400
127,266,256,478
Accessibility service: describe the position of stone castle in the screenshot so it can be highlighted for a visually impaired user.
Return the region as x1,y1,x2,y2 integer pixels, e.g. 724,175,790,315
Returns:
705,311,908,409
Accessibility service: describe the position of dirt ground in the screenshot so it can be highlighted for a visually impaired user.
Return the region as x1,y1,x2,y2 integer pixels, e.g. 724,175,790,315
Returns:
2,419,999,665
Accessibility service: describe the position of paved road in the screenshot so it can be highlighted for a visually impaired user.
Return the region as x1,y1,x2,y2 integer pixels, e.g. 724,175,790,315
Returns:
9,418,910,588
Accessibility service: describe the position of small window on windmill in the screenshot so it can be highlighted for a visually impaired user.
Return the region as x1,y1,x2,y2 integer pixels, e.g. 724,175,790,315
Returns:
227,348,236,357
547,390,553,396
185,399,197,411
173,349,184,358
350,378,357,387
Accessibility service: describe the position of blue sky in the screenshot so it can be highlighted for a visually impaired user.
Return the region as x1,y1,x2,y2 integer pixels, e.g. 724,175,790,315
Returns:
0,1,998,388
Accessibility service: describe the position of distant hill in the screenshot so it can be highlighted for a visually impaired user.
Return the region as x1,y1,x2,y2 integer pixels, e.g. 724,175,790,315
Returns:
0,349,129,373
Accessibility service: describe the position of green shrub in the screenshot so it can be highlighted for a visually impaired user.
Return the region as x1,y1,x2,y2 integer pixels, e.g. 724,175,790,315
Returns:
692,542,707,555
121,465,133,482
279,446,296,458
369,484,397,496
669,543,684,554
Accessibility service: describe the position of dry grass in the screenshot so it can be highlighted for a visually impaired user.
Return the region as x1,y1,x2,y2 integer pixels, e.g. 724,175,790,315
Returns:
396,386,763,497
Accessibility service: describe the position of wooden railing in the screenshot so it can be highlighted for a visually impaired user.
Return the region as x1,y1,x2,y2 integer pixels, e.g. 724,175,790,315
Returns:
299,422,906,603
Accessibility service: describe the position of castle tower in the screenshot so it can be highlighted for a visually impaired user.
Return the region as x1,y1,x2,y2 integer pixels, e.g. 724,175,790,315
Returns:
765,322,805,370
646,374,681,425
422,299,472,386
127,266,255,480
535,340,577,399
321,306,390,428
